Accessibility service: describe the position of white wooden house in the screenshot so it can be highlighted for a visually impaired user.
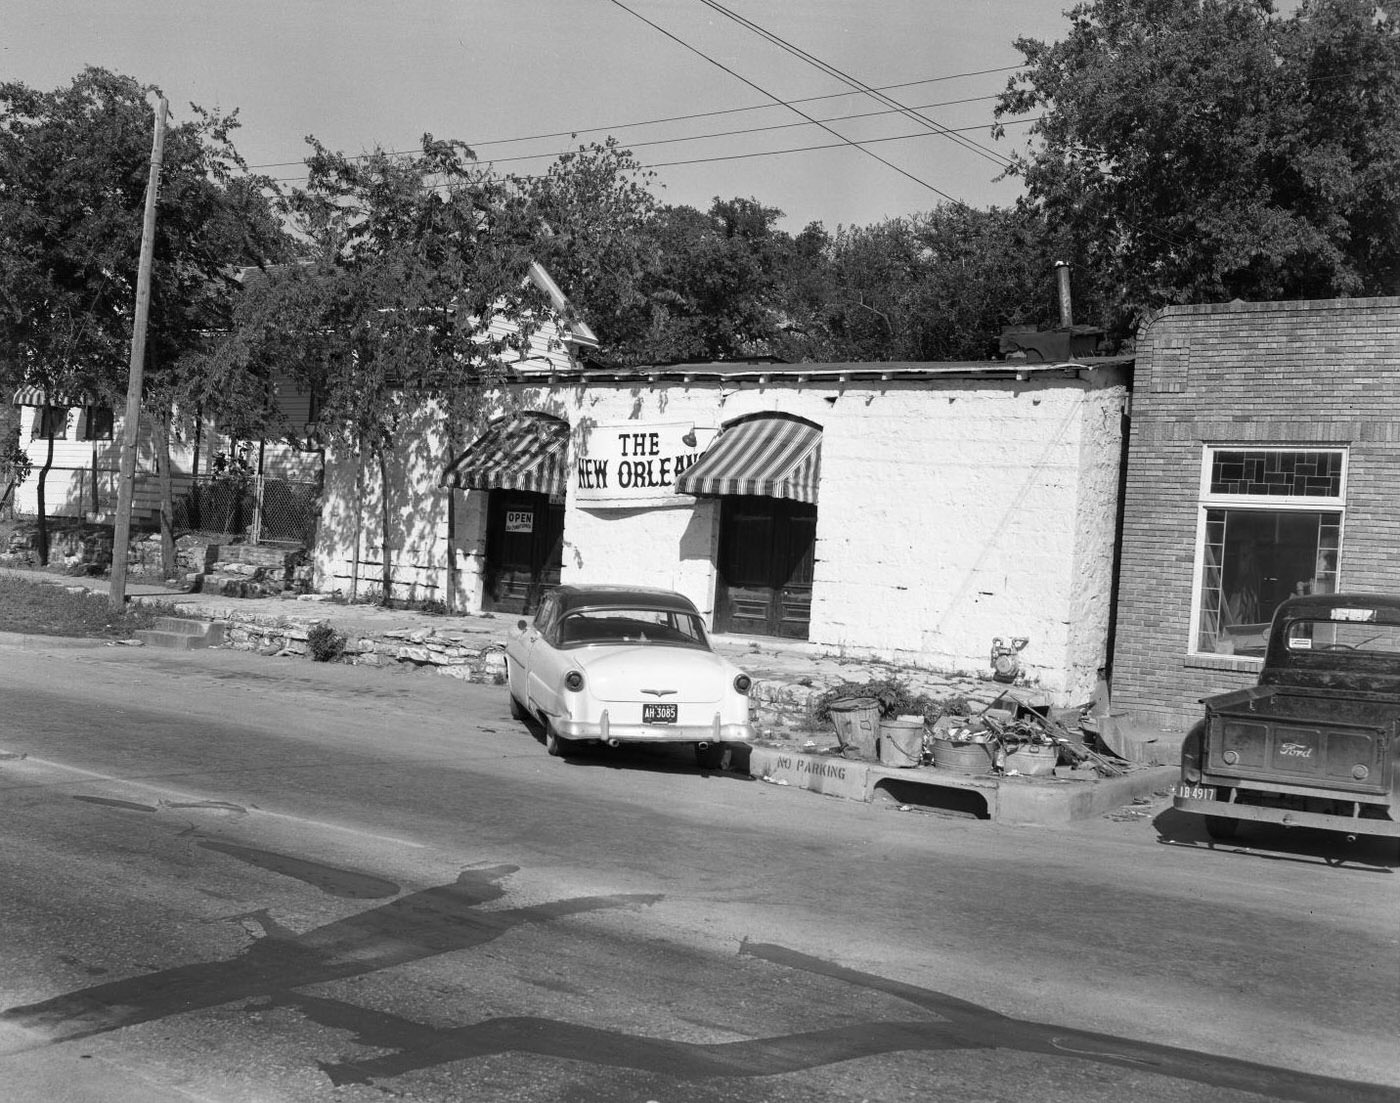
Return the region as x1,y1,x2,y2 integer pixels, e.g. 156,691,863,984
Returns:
8,384,320,542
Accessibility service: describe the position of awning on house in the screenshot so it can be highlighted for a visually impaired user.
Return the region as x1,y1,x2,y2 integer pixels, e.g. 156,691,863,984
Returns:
11,385,95,407
440,413,569,498
674,415,822,504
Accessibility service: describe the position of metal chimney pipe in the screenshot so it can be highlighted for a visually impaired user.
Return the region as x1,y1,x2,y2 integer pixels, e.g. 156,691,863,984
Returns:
1055,261,1073,328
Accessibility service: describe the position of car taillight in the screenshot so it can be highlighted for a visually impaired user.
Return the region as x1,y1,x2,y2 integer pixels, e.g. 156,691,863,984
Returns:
564,670,585,692
733,674,752,695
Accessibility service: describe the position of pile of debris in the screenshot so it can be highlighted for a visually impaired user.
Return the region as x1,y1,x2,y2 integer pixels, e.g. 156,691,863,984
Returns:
934,691,1127,777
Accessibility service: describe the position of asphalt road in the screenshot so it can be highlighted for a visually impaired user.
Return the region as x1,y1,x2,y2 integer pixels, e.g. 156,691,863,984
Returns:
1,639,1397,1103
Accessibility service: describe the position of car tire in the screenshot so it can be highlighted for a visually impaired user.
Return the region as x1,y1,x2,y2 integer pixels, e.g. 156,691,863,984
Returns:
694,742,728,770
545,725,573,758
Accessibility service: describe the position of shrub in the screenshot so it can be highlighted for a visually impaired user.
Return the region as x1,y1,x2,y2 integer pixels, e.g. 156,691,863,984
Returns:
811,677,957,725
306,622,346,662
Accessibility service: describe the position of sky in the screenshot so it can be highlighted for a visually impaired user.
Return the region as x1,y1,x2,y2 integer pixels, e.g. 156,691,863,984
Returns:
1,1,1075,232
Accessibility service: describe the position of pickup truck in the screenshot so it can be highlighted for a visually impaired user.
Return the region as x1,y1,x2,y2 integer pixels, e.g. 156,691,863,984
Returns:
1176,593,1400,840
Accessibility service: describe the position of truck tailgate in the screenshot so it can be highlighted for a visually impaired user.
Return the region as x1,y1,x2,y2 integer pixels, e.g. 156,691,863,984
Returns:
1207,690,1393,796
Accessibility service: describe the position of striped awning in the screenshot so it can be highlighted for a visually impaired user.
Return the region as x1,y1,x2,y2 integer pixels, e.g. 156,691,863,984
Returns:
441,413,569,497
674,415,821,504
11,385,95,407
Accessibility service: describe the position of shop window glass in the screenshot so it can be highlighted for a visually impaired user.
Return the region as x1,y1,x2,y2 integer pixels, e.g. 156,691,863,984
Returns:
1195,447,1345,657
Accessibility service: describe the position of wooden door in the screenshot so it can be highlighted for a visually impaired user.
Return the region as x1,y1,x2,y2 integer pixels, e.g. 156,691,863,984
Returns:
715,496,816,639
482,490,564,614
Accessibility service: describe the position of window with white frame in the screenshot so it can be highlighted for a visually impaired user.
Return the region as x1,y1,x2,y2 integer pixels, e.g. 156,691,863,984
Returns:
1193,447,1345,658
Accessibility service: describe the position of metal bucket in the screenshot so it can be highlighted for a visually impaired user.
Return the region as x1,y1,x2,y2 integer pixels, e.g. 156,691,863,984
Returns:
830,698,880,759
1004,741,1059,776
878,718,925,768
931,737,992,775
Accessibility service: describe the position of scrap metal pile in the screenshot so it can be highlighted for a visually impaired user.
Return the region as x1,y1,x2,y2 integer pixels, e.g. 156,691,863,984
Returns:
935,692,1127,777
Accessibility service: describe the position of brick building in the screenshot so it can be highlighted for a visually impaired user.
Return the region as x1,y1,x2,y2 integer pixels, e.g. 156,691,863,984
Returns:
1110,296,1400,735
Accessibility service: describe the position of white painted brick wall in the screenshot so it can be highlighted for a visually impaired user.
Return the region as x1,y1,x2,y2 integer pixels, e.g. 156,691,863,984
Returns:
314,371,1128,704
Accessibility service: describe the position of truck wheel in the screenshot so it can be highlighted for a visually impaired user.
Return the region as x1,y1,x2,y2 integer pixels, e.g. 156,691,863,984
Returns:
1204,815,1239,841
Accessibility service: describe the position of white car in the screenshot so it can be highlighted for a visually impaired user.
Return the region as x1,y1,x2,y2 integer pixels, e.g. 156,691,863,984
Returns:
504,585,755,764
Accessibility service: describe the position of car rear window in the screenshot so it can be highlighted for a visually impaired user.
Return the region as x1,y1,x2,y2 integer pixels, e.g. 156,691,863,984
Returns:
556,608,709,649
1285,612,1400,656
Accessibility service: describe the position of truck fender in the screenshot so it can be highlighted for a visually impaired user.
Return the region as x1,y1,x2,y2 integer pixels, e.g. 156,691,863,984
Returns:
1180,720,1206,780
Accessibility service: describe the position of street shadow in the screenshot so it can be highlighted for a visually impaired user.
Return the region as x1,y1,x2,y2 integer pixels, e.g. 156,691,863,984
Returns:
6,831,1396,1102
1153,807,1400,872
273,940,1399,1103
1,864,661,1043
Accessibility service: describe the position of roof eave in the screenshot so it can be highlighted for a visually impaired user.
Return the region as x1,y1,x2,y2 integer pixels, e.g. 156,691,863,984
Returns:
507,356,1134,386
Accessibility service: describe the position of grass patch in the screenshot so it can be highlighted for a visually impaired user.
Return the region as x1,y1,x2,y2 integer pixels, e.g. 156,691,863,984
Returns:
0,576,179,639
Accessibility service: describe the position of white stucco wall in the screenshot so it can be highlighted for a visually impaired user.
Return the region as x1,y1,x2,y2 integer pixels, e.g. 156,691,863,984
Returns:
536,377,1124,701
313,369,1128,703
312,400,452,603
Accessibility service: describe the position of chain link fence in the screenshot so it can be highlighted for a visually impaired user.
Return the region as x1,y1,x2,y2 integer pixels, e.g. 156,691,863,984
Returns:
175,475,321,546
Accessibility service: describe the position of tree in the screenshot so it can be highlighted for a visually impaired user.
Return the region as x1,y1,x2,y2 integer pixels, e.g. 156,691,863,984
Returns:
995,0,1400,336
640,197,806,363
214,137,549,603
513,139,662,368
799,205,1091,362
0,67,286,567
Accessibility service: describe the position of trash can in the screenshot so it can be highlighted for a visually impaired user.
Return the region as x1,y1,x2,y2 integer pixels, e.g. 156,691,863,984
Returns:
878,717,925,768
829,697,880,760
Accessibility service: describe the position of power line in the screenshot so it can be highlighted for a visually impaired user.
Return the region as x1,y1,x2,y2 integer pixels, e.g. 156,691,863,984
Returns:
633,117,1039,173
257,115,1036,188
696,0,1014,171
601,0,963,204
244,66,1019,172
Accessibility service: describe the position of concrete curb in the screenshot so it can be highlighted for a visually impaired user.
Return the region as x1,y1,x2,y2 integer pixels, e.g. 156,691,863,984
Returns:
748,746,1177,826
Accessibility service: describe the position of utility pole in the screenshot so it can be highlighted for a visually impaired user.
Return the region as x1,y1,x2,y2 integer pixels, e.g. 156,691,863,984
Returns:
109,94,167,612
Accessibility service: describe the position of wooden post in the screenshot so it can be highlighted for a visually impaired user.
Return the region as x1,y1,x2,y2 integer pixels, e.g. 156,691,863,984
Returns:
109,95,167,612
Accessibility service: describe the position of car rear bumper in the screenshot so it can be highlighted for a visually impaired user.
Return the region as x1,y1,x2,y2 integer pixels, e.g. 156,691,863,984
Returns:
1174,794,1400,837
554,710,754,744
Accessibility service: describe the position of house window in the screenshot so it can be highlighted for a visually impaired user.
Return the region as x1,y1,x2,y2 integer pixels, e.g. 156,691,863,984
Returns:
81,405,114,441
1194,447,1345,657
32,405,70,439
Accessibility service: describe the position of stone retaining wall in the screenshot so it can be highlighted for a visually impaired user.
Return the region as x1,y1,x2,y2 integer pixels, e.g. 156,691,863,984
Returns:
136,601,998,736
219,614,509,684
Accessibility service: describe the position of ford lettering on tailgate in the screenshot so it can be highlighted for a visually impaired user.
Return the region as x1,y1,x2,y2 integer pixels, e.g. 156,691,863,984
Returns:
1271,726,1322,774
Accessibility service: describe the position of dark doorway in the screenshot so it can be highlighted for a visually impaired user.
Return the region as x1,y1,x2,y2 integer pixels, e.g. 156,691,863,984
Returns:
714,495,816,639
482,490,563,614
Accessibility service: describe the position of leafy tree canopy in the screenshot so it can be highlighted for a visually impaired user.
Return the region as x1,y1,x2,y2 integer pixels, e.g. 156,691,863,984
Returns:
514,139,661,368
996,0,1400,335
222,135,549,453
0,67,287,408
797,205,1089,362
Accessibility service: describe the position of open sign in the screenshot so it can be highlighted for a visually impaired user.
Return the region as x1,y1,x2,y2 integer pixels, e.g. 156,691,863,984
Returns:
505,510,534,534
